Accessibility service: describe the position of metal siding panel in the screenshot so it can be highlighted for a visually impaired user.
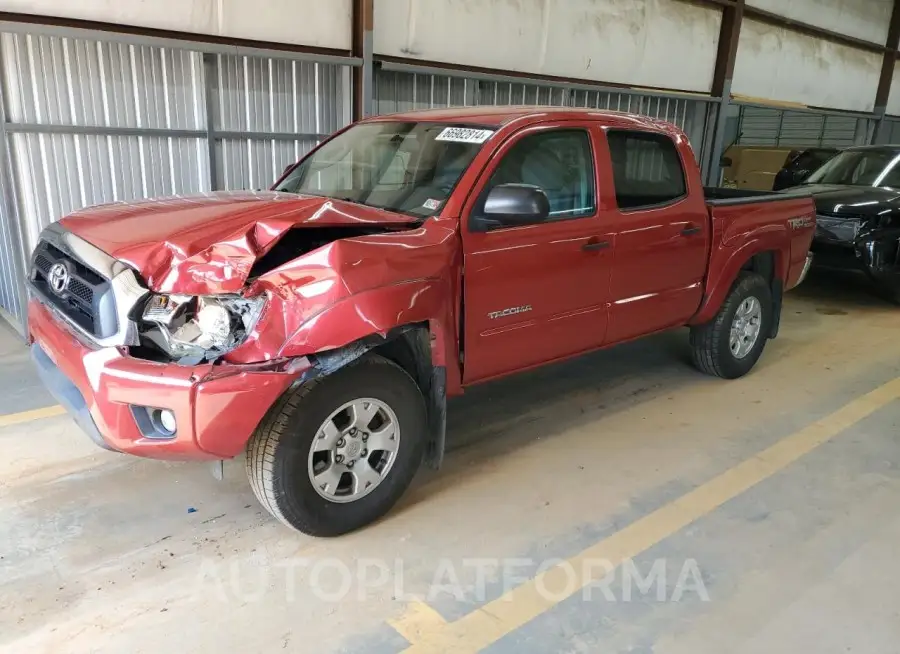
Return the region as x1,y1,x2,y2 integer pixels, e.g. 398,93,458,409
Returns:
738,106,866,149
210,55,347,190
2,34,205,130
0,27,350,327
821,115,861,147
373,69,710,176
778,111,824,147
879,118,900,144
9,132,208,254
736,106,782,146
0,196,23,322
0,31,217,324
215,138,317,191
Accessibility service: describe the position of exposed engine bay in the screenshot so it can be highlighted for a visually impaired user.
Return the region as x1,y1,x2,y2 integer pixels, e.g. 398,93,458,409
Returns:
137,294,266,364
134,224,417,364
247,225,410,278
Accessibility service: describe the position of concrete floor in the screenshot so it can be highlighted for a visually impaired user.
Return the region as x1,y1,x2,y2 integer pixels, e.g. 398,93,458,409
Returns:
2,269,900,654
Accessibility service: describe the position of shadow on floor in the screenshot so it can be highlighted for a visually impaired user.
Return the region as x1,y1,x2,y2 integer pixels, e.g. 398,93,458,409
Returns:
0,319,54,415
792,267,896,312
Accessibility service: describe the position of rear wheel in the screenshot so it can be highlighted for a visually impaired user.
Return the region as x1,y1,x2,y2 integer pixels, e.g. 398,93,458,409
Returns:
246,354,427,536
690,272,773,379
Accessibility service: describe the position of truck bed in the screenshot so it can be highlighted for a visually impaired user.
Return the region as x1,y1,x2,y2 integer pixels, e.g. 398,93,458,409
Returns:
704,186,811,206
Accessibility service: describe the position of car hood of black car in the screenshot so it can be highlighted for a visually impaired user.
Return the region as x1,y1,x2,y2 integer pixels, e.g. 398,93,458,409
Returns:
780,184,900,218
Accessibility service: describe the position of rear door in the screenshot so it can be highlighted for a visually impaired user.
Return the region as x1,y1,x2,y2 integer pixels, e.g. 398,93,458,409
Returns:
602,129,711,344
460,122,613,383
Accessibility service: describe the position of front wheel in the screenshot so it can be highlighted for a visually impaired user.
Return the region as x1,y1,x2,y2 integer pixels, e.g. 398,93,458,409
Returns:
690,272,773,379
246,354,427,536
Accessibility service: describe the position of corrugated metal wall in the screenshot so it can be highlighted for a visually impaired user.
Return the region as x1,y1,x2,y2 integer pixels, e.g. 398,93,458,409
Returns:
1,34,209,255
874,117,900,144
0,30,351,330
373,69,713,166
736,106,873,147
211,54,349,191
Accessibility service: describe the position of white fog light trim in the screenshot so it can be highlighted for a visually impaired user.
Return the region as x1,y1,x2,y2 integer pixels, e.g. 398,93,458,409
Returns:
157,409,177,434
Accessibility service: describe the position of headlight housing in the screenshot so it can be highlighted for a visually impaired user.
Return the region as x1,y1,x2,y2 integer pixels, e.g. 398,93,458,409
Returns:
139,294,266,363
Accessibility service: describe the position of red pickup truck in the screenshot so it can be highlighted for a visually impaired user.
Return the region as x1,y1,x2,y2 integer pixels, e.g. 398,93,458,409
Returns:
27,107,815,535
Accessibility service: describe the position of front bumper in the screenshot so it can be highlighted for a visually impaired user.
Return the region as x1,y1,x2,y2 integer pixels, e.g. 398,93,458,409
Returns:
28,299,302,461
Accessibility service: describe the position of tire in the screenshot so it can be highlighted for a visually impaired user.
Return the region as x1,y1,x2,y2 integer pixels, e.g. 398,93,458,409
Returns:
690,272,773,379
246,354,427,536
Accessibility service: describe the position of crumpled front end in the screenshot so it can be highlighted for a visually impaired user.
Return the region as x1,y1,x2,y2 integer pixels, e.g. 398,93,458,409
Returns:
28,295,304,460
812,211,900,296
26,211,459,460
857,226,900,294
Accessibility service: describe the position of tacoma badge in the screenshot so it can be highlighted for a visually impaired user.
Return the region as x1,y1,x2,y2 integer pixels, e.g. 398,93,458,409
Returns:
488,305,532,319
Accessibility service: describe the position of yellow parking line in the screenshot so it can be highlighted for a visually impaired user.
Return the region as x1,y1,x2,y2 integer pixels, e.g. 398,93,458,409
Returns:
396,377,900,653
388,600,449,644
0,405,66,428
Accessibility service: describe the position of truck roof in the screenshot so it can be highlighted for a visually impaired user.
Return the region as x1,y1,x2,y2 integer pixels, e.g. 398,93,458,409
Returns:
363,105,682,134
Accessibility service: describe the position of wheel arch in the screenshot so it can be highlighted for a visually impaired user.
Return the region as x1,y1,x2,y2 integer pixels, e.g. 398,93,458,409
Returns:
292,323,449,471
692,243,786,331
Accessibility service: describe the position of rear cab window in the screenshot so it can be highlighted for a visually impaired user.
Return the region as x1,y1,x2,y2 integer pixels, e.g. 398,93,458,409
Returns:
606,130,687,210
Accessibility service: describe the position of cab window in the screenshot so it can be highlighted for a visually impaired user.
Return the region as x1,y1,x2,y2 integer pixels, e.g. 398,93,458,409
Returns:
607,130,687,210
476,129,596,223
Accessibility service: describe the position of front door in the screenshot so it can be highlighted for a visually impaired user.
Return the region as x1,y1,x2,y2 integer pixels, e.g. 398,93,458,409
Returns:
461,123,613,383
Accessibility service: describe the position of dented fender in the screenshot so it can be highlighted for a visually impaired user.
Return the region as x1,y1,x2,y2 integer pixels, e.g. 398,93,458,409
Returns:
222,219,461,378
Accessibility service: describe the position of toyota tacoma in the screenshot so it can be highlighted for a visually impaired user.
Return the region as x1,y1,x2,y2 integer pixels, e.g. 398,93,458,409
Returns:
27,107,816,536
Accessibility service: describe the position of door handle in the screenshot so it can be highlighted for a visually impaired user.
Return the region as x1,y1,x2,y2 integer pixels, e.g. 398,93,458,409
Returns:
582,240,611,252
681,225,702,236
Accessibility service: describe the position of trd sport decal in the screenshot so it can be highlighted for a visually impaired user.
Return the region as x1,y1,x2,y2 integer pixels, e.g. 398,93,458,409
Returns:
788,216,815,229
488,305,532,319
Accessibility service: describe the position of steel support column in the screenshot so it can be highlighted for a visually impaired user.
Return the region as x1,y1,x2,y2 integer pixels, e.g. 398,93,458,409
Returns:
352,0,374,119
873,0,900,143
707,0,744,186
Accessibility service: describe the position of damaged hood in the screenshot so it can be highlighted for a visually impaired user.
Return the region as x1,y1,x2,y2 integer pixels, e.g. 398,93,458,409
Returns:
784,184,900,218
59,191,418,295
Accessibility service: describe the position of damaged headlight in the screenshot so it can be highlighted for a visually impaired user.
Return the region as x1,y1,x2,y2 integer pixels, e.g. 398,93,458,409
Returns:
139,294,266,363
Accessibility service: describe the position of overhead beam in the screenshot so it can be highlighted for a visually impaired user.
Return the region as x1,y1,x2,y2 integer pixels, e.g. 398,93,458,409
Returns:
674,0,890,56
0,11,353,60
351,0,374,120
744,5,890,55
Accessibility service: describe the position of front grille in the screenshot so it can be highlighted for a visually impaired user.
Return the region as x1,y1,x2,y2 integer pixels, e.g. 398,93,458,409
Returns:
30,240,117,339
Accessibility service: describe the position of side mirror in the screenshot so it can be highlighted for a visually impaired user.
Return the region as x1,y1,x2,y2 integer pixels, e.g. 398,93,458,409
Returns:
482,183,550,226
720,156,733,168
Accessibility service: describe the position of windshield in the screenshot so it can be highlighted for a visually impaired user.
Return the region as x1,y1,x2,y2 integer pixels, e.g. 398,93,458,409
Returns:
805,149,900,188
275,122,494,217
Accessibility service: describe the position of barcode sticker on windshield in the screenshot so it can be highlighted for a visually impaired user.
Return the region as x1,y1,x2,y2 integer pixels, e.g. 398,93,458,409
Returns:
435,127,494,144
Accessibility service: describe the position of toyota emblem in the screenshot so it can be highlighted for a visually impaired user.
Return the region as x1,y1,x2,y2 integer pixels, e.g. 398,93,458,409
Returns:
47,262,70,295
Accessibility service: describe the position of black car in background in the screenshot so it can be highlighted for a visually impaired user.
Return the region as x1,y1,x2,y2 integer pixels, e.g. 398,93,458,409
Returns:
781,145,900,303
772,147,840,191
